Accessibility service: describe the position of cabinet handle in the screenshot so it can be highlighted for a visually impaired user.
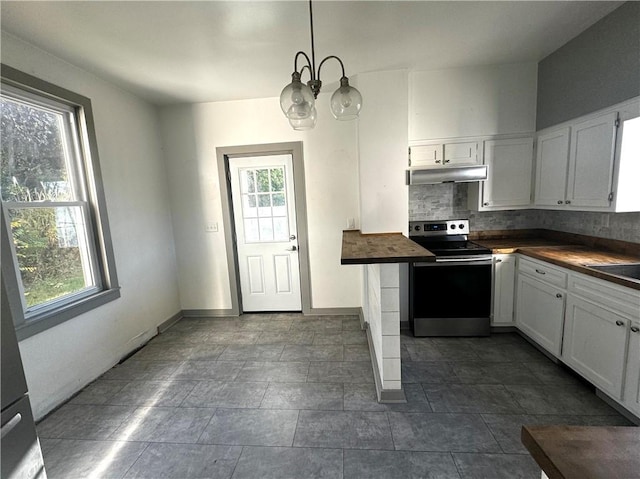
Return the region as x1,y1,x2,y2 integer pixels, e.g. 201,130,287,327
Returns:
615,320,625,327
435,160,442,164
535,269,546,275
565,200,571,204
495,259,502,263
557,200,563,204
556,293,562,298
631,326,640,333
444,160,451,164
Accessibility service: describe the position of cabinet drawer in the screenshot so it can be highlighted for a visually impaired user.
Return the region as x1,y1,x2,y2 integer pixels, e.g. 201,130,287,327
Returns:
518,256,568,289
570,272,640,318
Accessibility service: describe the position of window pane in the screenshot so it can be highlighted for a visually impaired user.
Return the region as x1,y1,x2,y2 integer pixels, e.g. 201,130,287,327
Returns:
273,217,289,241
244,218,259,243
270,168,284,191
257,193,271,217
1,97,74,201
7,206,95,308
256,169,270,192
241,194,257,218
258,218,274,241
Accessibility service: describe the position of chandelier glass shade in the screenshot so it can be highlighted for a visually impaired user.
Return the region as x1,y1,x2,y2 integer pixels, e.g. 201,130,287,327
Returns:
280,0,362,129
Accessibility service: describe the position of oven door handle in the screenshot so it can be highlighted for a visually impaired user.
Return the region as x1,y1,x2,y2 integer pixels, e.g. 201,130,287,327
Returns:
414,257,493,266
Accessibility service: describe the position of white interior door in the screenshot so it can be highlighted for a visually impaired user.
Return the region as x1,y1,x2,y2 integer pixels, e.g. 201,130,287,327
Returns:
229,154,302,312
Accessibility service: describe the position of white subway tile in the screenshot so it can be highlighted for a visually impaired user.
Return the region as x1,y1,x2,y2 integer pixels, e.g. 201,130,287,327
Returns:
381,287,400,312
382,335,401,358
382,358,401,381
381,312,400,335
380,263,399,287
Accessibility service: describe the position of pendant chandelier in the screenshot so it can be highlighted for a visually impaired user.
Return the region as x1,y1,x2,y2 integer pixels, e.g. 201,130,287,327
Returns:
280,0,362,130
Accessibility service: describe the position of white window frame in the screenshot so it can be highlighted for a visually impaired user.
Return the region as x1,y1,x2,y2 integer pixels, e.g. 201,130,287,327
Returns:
1,64,120,340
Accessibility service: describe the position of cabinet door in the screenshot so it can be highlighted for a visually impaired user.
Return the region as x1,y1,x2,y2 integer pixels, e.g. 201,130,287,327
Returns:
409,144,443,167
534,127,570,207
443,141,479,166
492,254,516,326
515,274,565,356
566,112,617,208
562,295,629,399
482,137,533,208
624,321,640,416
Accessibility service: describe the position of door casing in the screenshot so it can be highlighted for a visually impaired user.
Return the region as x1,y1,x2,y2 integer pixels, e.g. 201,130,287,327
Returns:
217,142,312,315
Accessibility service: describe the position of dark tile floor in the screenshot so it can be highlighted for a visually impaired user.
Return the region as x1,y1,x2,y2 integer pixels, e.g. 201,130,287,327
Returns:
38,313,634,479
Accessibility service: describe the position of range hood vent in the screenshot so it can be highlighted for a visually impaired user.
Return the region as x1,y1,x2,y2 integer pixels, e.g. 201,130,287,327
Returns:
407,165,488,185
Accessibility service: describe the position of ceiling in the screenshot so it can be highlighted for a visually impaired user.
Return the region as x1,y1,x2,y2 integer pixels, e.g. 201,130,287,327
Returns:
0,1,624,106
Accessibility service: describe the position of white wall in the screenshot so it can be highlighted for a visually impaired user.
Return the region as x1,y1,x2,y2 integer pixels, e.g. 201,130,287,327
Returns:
409,62,538,141
159,94,361,311
1,33,181,419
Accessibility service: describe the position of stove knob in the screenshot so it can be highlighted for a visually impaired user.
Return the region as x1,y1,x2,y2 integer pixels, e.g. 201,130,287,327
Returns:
459,223,465,229
450,224,456,229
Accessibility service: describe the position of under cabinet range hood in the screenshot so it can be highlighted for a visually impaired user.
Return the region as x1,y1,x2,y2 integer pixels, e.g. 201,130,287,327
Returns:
406,165,488,185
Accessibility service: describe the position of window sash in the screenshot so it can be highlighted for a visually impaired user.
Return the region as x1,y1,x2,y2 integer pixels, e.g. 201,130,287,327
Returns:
2,200,104,318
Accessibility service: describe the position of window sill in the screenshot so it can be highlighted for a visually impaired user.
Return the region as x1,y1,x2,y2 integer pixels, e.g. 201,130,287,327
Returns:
15,287,121,341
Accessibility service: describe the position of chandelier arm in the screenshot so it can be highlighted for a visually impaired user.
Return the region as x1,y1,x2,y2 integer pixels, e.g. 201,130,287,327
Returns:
299,64,313,82
317,55,346,83
294,51,314,79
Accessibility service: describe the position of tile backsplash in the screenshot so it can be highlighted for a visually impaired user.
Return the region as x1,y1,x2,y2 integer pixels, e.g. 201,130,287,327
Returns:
409,183,640,243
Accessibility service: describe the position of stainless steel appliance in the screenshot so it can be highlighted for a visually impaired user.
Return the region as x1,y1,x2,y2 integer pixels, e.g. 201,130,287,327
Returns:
408,219,492,337
1,277,47,479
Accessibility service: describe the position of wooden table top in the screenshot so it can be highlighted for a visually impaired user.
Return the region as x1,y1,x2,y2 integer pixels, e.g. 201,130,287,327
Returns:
341,230,435,265
522,425,640,479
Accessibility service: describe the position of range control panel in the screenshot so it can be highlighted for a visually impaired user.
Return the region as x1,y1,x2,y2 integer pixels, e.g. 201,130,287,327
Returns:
409,219,470,237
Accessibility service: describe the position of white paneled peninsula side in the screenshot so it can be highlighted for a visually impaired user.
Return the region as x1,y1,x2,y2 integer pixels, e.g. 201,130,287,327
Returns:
341,230,434,402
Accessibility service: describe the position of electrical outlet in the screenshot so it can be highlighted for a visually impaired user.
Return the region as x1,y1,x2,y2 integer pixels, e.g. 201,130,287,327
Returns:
205,222,218,232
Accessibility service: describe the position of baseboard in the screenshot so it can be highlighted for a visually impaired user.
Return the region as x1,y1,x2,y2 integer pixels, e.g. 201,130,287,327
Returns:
158,311,183,333
307,307,361,316
182,309,237,318
365,321,406,404
595,389,640,426
491,325,518,333
358,307,365,330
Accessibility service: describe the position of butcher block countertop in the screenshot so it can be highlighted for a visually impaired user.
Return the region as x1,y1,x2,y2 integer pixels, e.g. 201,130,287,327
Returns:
521,425,640,479
471,230,640,291
341,230,435,265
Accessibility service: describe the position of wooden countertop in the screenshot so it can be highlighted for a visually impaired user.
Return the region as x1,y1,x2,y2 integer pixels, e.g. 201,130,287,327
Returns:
474,238,640,291
341,230,435,265
522,425,640,479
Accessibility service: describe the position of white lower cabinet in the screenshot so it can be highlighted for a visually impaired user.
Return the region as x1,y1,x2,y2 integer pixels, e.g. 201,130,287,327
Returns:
492,254,515,326
562,295,629,399
512,255,640,420
623,321,640,416
515,274,565,356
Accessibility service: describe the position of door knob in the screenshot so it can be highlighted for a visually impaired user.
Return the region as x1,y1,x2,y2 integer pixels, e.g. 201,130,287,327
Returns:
286,245,298,252
289,234,296,240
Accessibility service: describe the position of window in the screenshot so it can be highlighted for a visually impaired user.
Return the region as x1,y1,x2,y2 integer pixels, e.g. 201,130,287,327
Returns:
1,65,119,339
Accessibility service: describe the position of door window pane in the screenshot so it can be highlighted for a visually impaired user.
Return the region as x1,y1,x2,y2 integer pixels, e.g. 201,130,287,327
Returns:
270,168,284,191
244,218,259,242
242,194,257,218
258,218,274,241
256,169,270,192
273,217,289,241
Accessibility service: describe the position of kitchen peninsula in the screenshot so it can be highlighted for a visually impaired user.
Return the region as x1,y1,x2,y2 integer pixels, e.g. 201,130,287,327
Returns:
341,230,434,402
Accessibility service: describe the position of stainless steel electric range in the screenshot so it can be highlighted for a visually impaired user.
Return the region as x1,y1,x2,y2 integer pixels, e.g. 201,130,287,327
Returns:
408,219,492,337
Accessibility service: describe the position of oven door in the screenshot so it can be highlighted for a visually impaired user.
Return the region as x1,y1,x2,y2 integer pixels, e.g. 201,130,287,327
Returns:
409,257,492,336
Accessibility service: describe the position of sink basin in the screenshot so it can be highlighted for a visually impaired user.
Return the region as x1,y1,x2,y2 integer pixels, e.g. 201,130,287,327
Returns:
585,263,640,281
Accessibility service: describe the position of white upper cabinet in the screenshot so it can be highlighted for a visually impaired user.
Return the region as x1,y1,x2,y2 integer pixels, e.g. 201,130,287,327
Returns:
409,140,479,168
533,97,640,212
534,127,570,207
566,111,617,208
479,137,534,209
